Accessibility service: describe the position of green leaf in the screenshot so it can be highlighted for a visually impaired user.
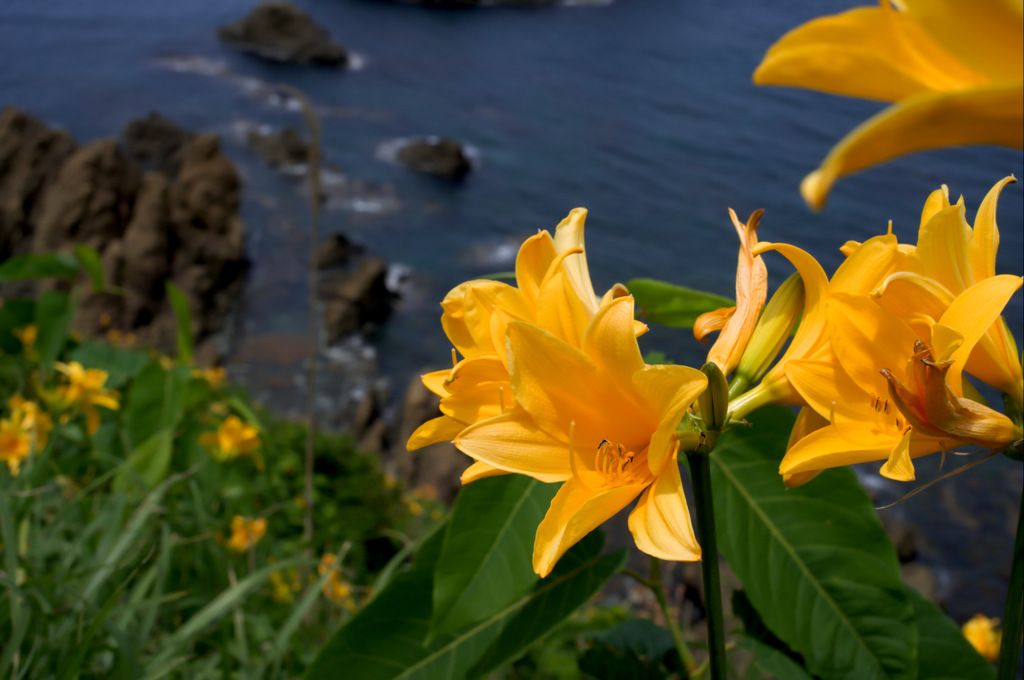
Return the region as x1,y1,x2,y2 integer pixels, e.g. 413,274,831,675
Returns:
74,244,105,292
125,362,188,449
34,289,75,369
711,407,916,680
0,252,79,282
304,530,625,680
113,429,174,494
68,342,150,390
627,278,733,329
165,282,193,364
736,635,815,680
909,587,995,680
431,475,557,638
580,618,681,680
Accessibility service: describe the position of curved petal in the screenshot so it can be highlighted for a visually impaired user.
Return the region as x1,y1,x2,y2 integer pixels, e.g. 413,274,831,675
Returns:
913,203,974,295
455,408,572,483
875,272,953,341
408,415,466,451
830,233,900,295
939,275,1024,396
879,428,916,481
754,5,985,101
460,460,507,484
633,364,707,474
551,208,599,313
788,406,830,449
535,271,592,349
781,424,899,475
969,176,1014,280
706,209,768,375
829,293,918,396
786,359,867,424
801,84,1024,209
694,306,735,342
628,462,701,562
919,185,952,229
422,369,453,398
515,230,558,307
581,296,645,390
533,478,645,577
902,0,1024,82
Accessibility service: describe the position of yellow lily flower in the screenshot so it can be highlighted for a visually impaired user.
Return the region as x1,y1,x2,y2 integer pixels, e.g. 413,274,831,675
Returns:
694,209,768,377
962,614,1002,662
200,415,262,466
55,361,120,435
225,515,267,554
874,177,1023,406
780,275,1022,484
455,296,707,577
755,0,1024,209
408,209,637,483
319,553,357,611
0,418,32,476
729,229,908,419
8,395,52,451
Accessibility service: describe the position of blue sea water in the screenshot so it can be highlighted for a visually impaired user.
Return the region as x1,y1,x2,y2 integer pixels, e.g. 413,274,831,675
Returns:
1,0,1022,626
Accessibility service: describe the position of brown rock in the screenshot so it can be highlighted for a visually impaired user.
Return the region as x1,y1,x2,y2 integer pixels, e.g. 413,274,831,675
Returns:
32,139,140,254
217,3,348,66
396,137,472,179
320,257,393,343
121,172,173,326
245,126,310,168
0,107,75,259
315,232,360,270
122,112,194,177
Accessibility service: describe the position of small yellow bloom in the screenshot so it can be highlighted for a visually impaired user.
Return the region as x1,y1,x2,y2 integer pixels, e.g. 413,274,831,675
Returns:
8,395,52,451
200,415,261,464
0,418,32,475
225,516,267,554
962,614,1002,662
456,296,708,577
270,567,302,603
193,366,228,388
13,324,37,351
755,1,1023,208
694,209,768,377
55,362,120,435
408,209,640,485
318,554,356,611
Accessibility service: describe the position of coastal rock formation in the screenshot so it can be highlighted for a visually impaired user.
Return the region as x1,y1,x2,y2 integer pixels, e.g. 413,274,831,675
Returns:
318,256,394,344
245,126,310,169
0,106,247,359
396,137,472,179
217,3,348,66
122,113,195,177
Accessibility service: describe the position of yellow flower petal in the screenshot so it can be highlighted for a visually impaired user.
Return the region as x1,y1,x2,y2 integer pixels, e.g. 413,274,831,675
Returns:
829,233,901,296
551,208,599,314
627,461,701,562
919,185,952,229
633,364,707,474
755,4,982,101
581,296,646,392
801,84,1024,209
879,429,916,481
515,230,558,307
969,176,1014,280
828,293,918,395
780,424,901,475
902,0,1023,82
421,369,452,398
533,478,646,578
407,415,464,451
535,271,592,350
939,274,1023,397
786,359,865,423
454,409,572,483
460,460,506,484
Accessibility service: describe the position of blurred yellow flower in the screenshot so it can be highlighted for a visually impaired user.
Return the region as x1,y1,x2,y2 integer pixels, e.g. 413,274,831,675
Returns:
200,415,261,466
0,418,32,475
225,515,267,554
8,395,52,451
755,0,1023,209
13,324,37,353
408,209,639,484
193,366,228,388
55,361,120,435
962,614,1002,662
270,567,301,603
318,554,356,611
456,297,707,577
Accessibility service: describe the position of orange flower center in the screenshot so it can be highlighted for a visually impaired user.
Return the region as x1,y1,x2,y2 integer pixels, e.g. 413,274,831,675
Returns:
593,440,648,486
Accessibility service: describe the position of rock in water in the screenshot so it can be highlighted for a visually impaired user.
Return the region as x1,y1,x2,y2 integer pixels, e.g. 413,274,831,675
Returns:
396,137,472,179
217,3,348,66
245,126,310,168
319,257,394,343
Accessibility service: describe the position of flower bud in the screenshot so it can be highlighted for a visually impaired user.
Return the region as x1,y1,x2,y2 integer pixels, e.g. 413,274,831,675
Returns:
698,362,730,438
732,272,804,397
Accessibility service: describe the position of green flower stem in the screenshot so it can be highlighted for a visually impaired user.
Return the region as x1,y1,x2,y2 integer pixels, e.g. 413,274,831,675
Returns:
649,557,698,674
687,450,727,680
998,487,1023,680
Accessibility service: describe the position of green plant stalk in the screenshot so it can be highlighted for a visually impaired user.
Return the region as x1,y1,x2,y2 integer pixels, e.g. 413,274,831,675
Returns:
648,557,698,673
998,488,1023,680
687,451,727,680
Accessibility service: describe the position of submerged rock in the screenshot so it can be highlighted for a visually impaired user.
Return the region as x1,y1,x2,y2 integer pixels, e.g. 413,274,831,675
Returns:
395,137,472,179
319,257,394,344
245,126,310,168
217,3,348,66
